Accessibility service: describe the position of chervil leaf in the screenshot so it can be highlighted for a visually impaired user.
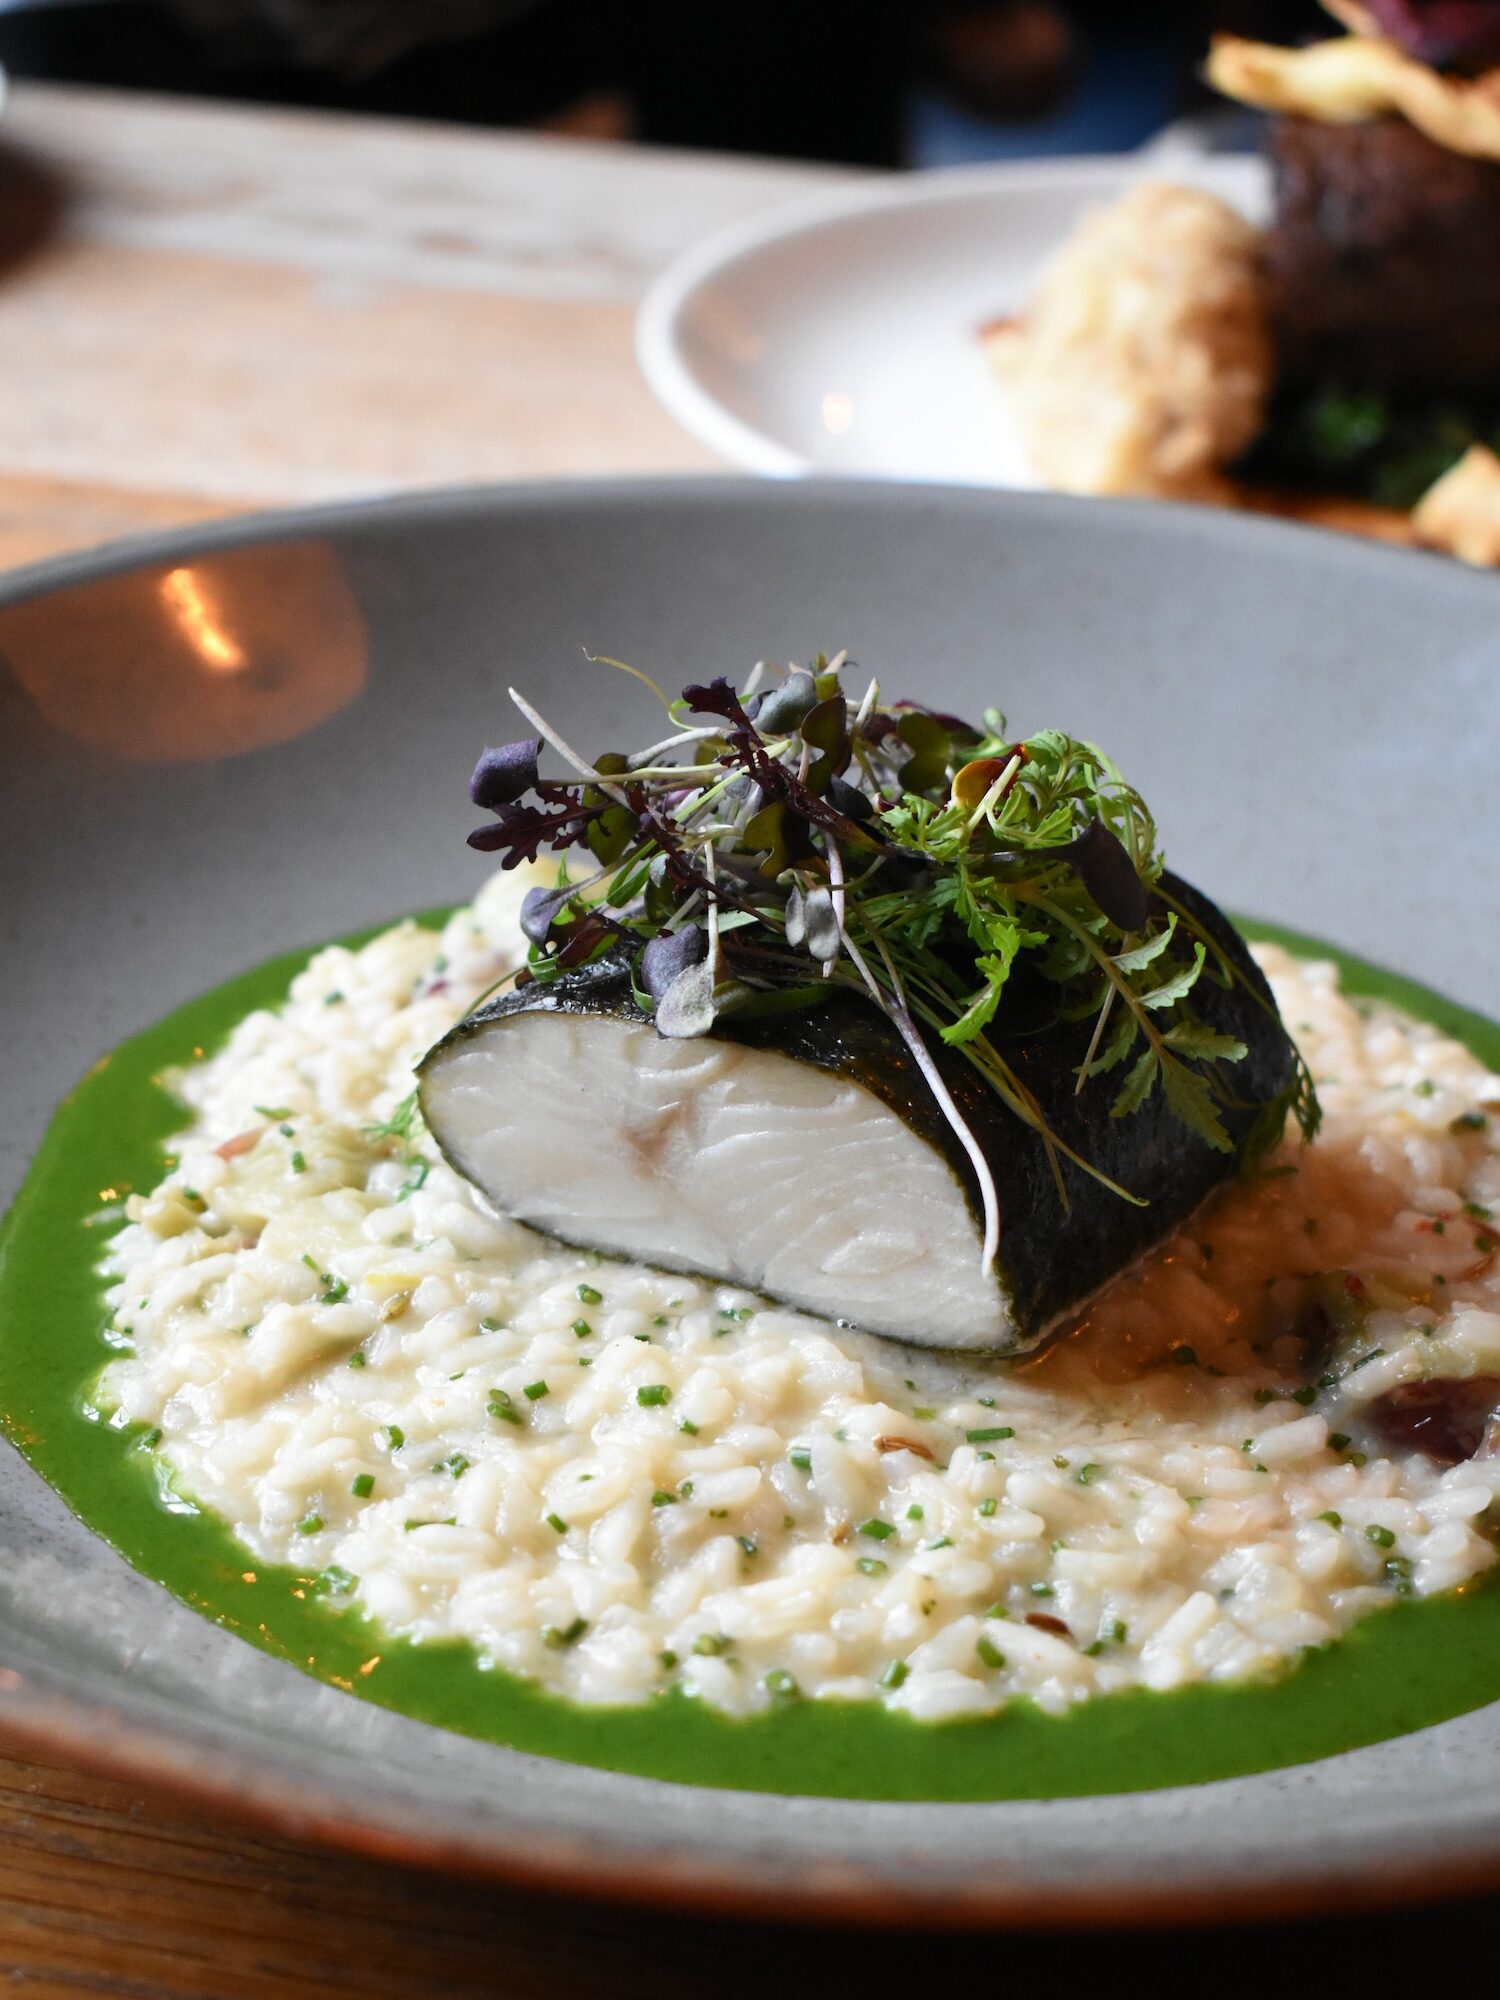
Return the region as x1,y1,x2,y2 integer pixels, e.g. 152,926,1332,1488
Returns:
1081,1005,1138,1080
1162,1020,1249,1063
1112,918,1176,974
1139,942,1206,1011
1160,1054,1234,1152
1111,1048,1159,1119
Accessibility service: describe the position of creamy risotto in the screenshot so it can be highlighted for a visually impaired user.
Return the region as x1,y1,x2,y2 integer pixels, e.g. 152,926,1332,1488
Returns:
98,875,1500,1721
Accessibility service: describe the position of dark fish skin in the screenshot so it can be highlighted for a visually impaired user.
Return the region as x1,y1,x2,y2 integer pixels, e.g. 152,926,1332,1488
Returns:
420,870,1298,1351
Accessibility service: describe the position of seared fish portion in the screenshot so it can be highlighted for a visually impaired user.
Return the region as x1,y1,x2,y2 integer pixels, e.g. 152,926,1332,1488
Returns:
418,875,1299,1354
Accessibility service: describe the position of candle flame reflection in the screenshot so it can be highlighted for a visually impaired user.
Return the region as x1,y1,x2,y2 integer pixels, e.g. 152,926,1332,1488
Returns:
160,567,248,674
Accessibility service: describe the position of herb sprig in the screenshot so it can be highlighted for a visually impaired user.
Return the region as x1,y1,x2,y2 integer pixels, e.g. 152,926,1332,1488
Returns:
465,656,1318,1267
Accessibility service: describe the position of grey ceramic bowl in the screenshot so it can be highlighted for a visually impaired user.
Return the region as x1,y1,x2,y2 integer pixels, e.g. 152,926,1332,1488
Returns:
2,479,1499,1925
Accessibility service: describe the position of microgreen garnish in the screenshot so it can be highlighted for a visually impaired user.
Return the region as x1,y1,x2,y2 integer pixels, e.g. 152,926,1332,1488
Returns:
464,657,1318,1266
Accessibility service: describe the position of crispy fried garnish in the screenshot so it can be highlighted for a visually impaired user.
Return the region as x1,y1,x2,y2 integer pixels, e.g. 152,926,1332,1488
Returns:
1207,30,1500,160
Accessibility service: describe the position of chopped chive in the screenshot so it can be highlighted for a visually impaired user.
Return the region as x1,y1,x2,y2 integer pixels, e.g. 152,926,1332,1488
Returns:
319,1278,349,1305
978,1497,997,1517
572,1319,592,1338
1029,1582,1054,1598
857,1518,895,1541
925,1536,953,1551
290,1151,306,1174
543,1617,588,1650
906,1504,924,1521
764,1668,799,1700
1329,1432,1351,1452
442,1452,469,1479
679,1418,700,1436
545,1512,568,1534
480,1318,503,1331
347,1351,366,1370
384,1424,405,1448
296,1513,323,1536
692,1633,730,1656
636,1384,671,1407
878,1659,909,1690
1076,1463,1101,1485
1104,1618,1127,1644
576,1283,602,1305
651,1490,678,1507
350,1473,375,1498
983,1601,1009,1620
736,1536,758,1558
966,1426,1014,1444
1318,1510,1342,1528
523,1380,549,1400
254,1104,292,1120
1291,1385,1317,1406
789,1446,812,1472
975,1637,1006,1670
1366,1524,1396,1548
659,1649,678,1669
911,1406,937,1420
315,1566,356,1596
857,1557,887,1575
488,1389,520,1424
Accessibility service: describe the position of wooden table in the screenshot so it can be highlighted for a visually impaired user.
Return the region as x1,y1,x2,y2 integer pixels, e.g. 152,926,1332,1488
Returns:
0,82,843,572
0,81,1490,1997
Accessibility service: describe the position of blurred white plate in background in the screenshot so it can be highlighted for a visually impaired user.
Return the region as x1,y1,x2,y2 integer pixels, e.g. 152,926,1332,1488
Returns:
637,155,1266,486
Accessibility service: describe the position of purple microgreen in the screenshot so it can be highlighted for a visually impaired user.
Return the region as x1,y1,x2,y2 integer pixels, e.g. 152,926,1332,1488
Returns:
520,882,577,946
654,958,717,1039
1059,818,1152,932
469,738,540,809
754,670,820,734
785,882,841,964
641,925,708,1002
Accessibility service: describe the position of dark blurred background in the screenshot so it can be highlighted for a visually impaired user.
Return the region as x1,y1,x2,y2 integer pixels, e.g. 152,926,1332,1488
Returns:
0,0,1330,164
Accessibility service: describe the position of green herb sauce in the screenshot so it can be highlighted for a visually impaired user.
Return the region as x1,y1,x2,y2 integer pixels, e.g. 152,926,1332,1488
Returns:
2,916,1499,1802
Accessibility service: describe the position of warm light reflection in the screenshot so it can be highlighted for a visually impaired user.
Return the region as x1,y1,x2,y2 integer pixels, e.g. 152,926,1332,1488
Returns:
821,391,854,434
159,567,248,675
359,1655,382,1677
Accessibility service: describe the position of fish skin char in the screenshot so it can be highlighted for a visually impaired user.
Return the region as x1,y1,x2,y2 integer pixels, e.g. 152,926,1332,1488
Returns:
419,870,1297,1353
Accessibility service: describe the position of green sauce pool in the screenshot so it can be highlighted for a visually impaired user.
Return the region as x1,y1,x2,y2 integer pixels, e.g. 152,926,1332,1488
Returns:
2,916,1499,1802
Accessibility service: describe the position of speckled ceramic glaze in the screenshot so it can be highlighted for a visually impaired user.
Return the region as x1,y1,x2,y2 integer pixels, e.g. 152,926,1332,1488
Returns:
2,481,1498,1923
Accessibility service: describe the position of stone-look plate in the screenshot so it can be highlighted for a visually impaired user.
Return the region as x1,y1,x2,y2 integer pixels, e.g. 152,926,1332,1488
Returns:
2,480,1498,1925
